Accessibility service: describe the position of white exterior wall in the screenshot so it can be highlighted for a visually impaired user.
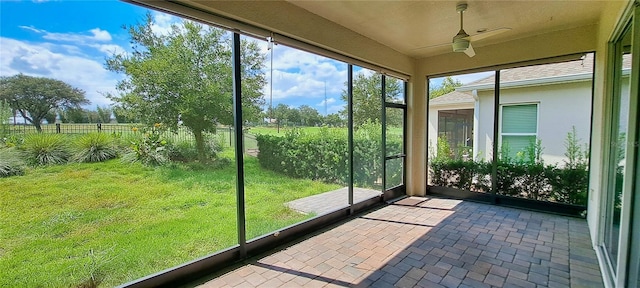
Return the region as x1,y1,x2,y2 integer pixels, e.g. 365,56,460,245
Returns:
476,90,495,162
475,81,593,166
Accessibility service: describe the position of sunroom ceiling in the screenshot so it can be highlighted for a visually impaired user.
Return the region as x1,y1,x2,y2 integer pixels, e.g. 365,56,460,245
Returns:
286,0,609,58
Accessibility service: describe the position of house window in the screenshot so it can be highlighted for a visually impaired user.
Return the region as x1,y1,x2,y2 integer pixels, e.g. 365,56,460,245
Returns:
501,103,538,159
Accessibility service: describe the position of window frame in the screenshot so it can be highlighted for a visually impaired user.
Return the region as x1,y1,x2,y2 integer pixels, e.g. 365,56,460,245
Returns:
499,102,540,157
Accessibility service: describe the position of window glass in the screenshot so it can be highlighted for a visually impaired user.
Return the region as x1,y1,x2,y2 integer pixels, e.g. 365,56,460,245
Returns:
0,3,239,286
501,104,538,159
351,67,384,198
603,25,632,275
385,157,404,189
502,104,537,133
243,37,350,240
427,72,494,193
497,54,594,205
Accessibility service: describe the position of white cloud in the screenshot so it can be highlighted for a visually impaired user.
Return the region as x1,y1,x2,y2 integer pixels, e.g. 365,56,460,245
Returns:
262,44,347,104
0,37,121,108
18,26,125,57
20,26,113,43
317,98,336,106
150,12,180,36
18,26,44,33
326,104,343,115
91,44,127,56
89,28,112,41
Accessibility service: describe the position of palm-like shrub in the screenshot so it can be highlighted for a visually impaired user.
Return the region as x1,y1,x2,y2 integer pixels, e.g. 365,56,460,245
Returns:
0,148,26,177
73,133,118,163
121,124,168,166
22,133,70,166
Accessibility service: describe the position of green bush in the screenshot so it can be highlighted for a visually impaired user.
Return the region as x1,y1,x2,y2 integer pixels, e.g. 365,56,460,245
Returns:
21,133,70,166
0,148,26,177
167,134,225,163
121,124,168,166
257,128,349,184
72,133,118,163
430,159,491,191
167,139,199,162
429,130,589,206
256,123,401,188
2,134,24,148
547,126,589,205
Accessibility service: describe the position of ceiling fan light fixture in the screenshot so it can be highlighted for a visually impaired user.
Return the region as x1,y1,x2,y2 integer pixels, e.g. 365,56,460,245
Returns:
452,31,469,52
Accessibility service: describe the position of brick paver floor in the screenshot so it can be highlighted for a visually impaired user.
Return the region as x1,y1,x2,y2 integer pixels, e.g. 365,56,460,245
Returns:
195,196,603,287
285,187,382,215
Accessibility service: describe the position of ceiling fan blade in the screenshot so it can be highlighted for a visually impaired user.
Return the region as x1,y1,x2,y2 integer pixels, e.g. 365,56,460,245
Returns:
412,42,450,51
465,27,512,42
464,43,476,57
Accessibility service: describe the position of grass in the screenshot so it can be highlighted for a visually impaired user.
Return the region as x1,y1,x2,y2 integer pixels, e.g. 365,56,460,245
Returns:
0,151,340,287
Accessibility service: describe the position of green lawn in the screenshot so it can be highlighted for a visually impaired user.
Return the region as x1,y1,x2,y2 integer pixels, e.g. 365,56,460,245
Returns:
0,154,339,287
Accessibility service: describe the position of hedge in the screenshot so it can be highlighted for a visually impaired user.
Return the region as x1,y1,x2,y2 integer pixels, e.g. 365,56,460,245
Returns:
256,127,402,189
429,159,589,205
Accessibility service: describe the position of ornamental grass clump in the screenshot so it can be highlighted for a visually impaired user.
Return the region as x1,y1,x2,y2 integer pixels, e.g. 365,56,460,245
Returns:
22,133,70,166
0,148,26,177
73,133,118,163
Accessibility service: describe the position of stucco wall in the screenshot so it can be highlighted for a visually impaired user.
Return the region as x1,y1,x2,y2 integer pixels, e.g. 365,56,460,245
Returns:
474,81,593,165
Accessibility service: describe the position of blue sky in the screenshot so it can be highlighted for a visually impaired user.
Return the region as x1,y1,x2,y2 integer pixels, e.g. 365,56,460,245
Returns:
0,0,487,116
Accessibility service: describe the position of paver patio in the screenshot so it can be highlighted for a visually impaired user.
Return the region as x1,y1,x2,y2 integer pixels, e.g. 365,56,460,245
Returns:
193,196,603,287
285,187,382,215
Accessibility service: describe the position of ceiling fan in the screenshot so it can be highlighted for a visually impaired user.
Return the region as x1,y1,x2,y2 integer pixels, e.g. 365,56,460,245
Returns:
417,3,511,57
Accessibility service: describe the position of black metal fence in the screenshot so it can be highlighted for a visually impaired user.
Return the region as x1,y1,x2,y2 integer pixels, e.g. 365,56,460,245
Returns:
6,123,257,150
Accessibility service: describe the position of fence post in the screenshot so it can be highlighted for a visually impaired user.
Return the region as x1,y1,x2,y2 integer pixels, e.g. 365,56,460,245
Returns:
56,123,60,133
229,126,232,147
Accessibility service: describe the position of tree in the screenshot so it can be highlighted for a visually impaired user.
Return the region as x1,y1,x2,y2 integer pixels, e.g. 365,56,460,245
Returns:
44,110,57,124
323,113,344,127
298,105,322,126
429,76,462,99
273,103,291,125
106,15,266,161
112,106,135,123
61,107,88,123
0,74,89,132
96,106,112,123
340,72,402,127
0,100,12,137
86,110,100,123
287,108,301,126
